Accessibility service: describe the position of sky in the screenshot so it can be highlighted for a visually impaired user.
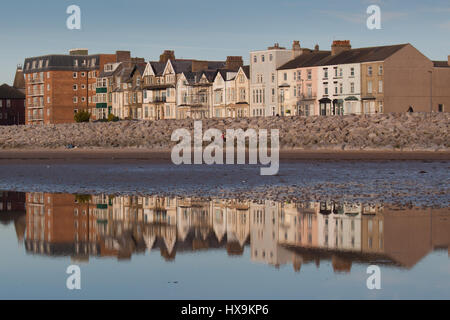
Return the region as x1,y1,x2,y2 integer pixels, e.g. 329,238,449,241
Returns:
0,0,449,84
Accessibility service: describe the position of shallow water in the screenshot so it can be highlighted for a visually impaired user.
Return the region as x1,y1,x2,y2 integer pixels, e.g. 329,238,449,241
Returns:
0,190,449,299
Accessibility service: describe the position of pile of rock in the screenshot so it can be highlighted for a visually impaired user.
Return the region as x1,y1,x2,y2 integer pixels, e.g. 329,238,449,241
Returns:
0,113,448,151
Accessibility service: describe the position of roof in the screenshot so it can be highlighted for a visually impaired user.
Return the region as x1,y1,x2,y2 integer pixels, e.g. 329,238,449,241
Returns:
433,61,450,68
278,51,331,70
150,61,166,75
23,54,105,73
0,84,25,99
278,44,409,70
241,65,250,79
317,44,408,66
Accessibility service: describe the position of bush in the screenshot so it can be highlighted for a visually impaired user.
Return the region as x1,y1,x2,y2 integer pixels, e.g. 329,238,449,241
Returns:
74,110,91,123
107,113,120,122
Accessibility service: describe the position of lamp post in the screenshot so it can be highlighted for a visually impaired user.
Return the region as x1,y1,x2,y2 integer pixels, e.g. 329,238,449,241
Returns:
428,70,433,113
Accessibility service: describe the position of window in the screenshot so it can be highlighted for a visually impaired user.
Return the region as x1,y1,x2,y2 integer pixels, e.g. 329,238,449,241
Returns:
73,84,78,91
339,83,343,94
284,73,287,81
253,55,257,63
262,55,265,62
378,65,383,75
47,97,50,104
378,80,383,93
368,81,373,93
81,97,86,102
269,54,273,61
81,72,86,77
350,82,355,93
350,67,355,77
368,66,373,76
271,73,275,83
334,68,338,77
6,100,11,108
324,87,328,95
438,104,444,112
47,84,50,91
47,72,50,79
73,97,78,103
307,70,312,80
81,84,86,89
323,69,328,79
73,72,77,79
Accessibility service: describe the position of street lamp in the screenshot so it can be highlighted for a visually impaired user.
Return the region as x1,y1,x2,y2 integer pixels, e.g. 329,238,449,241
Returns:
428,70,433,113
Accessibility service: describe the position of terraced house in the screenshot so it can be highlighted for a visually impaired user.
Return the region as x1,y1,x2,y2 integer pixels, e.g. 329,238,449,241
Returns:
276,41,450,116
22,42,449,125
95,51,144,120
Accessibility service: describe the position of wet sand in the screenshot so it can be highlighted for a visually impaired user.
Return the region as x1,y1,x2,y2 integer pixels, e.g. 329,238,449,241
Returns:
0,148,449,164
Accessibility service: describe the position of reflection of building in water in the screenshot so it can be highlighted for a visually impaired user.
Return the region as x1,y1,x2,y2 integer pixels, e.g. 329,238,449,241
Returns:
0,191,26,242
21,192,450,273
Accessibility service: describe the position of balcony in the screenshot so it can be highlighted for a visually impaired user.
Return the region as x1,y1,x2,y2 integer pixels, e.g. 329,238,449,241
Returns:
30,90,44,97
151,97,166,103
298,94,317,101
30,78,44,84
28,104,44,109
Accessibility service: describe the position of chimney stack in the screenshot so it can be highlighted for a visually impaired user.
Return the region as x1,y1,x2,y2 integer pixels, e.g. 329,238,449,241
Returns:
225,56,243,70
268,43,285,50
69,48,89,56
331,40,351,56
314,44,320,52
159,50,175,63
116,51,131,63
448,55,450,66
292,40,302,59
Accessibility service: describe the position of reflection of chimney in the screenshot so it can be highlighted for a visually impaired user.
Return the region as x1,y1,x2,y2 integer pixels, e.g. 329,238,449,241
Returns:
292,40,302,59
331,40,351,56
332,255,352,273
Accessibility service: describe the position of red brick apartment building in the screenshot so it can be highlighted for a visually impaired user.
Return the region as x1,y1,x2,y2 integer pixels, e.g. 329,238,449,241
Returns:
23,49,121,124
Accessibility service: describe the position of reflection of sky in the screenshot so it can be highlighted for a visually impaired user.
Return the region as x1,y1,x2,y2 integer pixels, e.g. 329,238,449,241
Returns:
1,0,450,84
0,223,449,299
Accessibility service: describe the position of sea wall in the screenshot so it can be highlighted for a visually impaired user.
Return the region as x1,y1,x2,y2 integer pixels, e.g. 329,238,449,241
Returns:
0,113,448,151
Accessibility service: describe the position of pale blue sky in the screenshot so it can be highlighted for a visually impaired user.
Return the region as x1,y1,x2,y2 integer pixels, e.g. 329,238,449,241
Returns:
1,0,449,84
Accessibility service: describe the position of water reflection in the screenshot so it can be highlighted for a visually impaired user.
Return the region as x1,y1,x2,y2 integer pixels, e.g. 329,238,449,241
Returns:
3,191,449,273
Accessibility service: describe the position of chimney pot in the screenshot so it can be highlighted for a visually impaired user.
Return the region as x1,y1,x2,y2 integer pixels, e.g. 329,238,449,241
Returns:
331,40,351,55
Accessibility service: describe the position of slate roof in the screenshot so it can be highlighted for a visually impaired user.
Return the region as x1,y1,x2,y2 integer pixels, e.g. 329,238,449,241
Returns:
149,61,166,75
433,61,450,68
278,44,409,70
278,51,331,70
0,84,25,99
23,54,103,73
241,65,250,79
